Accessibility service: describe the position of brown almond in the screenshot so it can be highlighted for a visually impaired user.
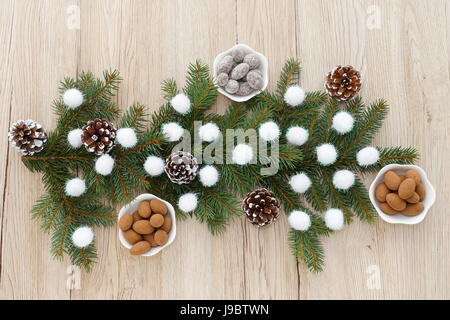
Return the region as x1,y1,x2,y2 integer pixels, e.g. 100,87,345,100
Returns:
401,202,424,216
154,230,168,246
406,192,420,204
118,214,133,231
380,202,398,215
405,169,421,185
416,183,426,201
143,233,158,247
150,214,164,228
132,220,154,235
375,183,389,202
150,199,168,215
123,229,142,245
132,211,142,222
384,171,402,191
130,241,151,255
161,216,172,233
138,201,151,218
398,178,416,200
386,193,407,211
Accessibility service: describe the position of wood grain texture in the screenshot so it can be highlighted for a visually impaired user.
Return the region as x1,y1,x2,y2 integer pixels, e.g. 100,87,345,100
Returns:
0,0,449,299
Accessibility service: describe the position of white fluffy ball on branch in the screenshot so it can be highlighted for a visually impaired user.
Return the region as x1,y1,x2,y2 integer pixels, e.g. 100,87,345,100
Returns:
144,155,165,177
232,143,253,165
288,211,311,232
65,178,86,197
95,154,114,176
116,128,137,148
71,226,94,248
284,85,305,107
332,111,354,134
170,93,191,114
199,165,219,187
286,126,308,146
289,172,312,194
67,128,83,148
316,143,338,166
162,122,184,142
178,193,198,213
199,123,220,142
325,208,344,231
63,88,84,109
258,121,280,141
332,169,355,190
356,146,380,167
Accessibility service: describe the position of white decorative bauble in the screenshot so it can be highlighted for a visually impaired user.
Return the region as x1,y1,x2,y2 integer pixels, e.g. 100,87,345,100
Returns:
284,85,306,107
63,88,84,109
65,178,86,197
116,128,137,148
258,121,280,141
356,146,380,167
332,169,355,190
288,211,311,231
162,122,184,142
199,165,219,187
67,128,83,148
178,193,198,213
170,93,191,114
71,226,94,248
316,143,338,166
332,111,354,134
324,208,344,231
232,143,253,165
199,123,220,142
144,155,165,177
286,126,308,146
289,173,312,194
95,154,114,176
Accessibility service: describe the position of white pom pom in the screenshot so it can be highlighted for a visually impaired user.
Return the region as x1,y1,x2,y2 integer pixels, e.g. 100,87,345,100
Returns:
316,143,338,166
199,165,219,187
284,85,306,107
63,88,84,109
258,121,280,141
116,128,137,148
162,122,184,142
95,154,114,176
286,126,308,146
67,128,83,148
332,111,354,134
289,172,312,194
232,143,253,165
65,178,86,197
71,226,94,248
332,169,355,190
288,211,311,231
325,208,344,231
356,146,380,167
144,156,165,177
170,93,191,114
199,123,220,142
178,193,198,213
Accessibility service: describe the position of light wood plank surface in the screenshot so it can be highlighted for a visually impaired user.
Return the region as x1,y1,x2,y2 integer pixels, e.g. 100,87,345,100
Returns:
0,0,449,299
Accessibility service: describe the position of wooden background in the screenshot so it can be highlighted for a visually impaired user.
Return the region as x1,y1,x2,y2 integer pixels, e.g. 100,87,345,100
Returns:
0,0,449,300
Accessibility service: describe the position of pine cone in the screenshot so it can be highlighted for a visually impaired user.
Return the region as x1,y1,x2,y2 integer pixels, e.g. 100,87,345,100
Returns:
8,119,47,156
165,151,199,185
81,119,116,155
243,188,280,227
324,65,361,101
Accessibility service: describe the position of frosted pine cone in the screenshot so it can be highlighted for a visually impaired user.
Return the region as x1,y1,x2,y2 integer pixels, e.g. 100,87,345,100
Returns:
8,119,47,156
165,151,199,185
81,119,116,155
324,65,361,101
243,188,280,227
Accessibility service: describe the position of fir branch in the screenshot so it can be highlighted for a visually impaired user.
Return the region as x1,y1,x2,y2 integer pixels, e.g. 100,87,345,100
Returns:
277,58,300,97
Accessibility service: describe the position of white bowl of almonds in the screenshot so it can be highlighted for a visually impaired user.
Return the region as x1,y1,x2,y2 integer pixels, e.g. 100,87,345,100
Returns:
213,43,268,102
118,193,176,256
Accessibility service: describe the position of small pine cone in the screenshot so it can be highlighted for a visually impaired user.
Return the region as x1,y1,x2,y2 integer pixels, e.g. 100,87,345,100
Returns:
324,65,361,101
243,188,280,227
8,119,47,156
165,151,199,185
81,119,116,155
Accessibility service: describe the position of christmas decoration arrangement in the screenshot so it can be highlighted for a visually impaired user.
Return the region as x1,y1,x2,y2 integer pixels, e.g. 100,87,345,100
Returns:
10,57,419,272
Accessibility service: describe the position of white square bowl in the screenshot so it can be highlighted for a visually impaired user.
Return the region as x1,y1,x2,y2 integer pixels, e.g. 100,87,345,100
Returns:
368,164,436,225
118,193,177,256
213,43,269,102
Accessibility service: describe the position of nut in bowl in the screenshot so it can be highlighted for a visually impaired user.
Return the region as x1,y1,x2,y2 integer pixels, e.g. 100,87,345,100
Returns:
369,164,436,225
118,194,176,256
